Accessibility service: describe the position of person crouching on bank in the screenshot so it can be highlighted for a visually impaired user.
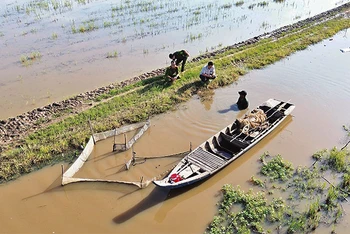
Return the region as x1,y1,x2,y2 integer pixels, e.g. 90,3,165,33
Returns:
199,61,216,83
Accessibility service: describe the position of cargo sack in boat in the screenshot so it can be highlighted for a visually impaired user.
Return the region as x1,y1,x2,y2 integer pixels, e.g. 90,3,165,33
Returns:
169,173,182,183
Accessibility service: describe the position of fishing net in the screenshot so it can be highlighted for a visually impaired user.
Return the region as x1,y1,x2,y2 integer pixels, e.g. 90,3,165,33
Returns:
61,120,188,188
62,121,152,188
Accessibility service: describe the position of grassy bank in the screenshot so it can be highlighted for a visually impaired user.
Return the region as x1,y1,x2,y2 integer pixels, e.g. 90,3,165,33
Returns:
206,129,350,233
1,15,350,183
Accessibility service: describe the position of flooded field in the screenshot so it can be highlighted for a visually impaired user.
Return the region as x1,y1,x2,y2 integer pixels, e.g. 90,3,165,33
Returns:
0,0,349,119
1,28,350,233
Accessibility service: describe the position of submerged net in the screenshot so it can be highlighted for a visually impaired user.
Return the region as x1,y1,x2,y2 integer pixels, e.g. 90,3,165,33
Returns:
62,120,153,188
61,120,188,188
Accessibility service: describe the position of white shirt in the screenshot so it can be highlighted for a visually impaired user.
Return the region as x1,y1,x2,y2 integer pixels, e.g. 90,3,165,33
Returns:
200,65,216,76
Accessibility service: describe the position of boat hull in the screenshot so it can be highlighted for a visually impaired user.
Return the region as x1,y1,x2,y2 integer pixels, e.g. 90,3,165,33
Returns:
153,99,295,189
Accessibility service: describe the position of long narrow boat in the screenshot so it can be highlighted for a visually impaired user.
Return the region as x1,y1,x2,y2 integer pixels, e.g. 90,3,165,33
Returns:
153,99,295,189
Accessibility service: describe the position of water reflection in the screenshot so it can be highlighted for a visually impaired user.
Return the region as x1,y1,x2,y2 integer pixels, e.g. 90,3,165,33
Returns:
198,88,215,111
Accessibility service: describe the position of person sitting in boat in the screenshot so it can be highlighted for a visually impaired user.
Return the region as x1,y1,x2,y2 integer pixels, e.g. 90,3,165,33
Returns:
236,90,249,110
199,61,216,83
165,60,179,82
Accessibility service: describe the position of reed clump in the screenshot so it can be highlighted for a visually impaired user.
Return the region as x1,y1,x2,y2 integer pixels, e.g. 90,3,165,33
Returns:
20,51,42,65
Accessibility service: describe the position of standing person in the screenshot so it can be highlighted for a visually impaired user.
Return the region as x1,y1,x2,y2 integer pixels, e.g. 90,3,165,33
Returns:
164,61,179,82
169,50,190,72
236,90,249,110
199,61,216,82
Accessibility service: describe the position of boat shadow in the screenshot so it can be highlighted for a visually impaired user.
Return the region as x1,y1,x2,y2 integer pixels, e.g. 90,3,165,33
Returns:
112,179,208,224
112,115,293,224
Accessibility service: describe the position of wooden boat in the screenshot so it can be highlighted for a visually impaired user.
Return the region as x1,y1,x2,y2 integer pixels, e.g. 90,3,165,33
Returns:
153,99,295,189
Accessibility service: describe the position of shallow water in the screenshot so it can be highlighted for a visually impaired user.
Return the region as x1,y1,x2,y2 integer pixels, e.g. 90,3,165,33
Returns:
1,29,350,233
0,0,349,119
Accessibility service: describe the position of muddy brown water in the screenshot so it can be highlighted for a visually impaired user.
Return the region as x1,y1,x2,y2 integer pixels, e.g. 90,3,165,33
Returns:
1,30,350,233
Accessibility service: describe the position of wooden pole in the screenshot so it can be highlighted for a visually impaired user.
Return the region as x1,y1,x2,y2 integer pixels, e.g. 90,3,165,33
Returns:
341,140,350,150
113,128,117,152
124,133,127,149
88,119,96,145
132,146,136,165
61,164,64,176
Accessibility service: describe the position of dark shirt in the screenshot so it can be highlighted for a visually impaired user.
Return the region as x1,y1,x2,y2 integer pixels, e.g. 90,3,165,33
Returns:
165,66,179,78
173,50,188,60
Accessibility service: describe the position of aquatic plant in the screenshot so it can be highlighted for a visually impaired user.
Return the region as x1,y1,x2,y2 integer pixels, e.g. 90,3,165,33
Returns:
248,4,256,9
52,32,58,39
207,185,272,233
220,3,232,9
64,0,73,8
104,21,112,28
260,154,294,181
306,199,321,230
209,145,350,233
327,147,348,172
71,20,77,33
250,175,265,187
287,215,306,233
235,1,244,7
288,166,325,199
312,149,328,161
106,50,118,58
324,186,340,210
77,0,87,4
257,1,269,7
20,51,42,65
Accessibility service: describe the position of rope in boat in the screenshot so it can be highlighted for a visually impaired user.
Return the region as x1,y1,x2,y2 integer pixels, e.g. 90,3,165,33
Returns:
237,109,269,135
237,101,290,137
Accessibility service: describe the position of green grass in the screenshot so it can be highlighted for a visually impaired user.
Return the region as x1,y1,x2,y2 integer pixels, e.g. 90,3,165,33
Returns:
1,16,350,183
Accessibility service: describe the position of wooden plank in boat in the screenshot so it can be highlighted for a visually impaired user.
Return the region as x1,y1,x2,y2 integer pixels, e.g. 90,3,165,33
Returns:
192,150,227,166
188,157,216,172
188,147,226,172
190,147,226,164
